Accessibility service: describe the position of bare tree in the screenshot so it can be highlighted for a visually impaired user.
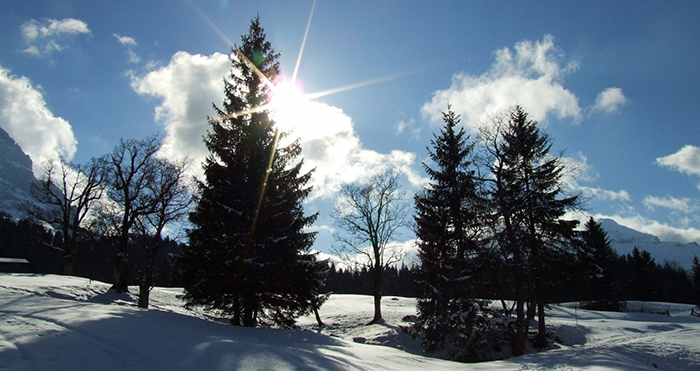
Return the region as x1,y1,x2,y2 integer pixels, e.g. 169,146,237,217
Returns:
132,157,193,308
27,157,106,275
331,171,409,324
100,134,162,293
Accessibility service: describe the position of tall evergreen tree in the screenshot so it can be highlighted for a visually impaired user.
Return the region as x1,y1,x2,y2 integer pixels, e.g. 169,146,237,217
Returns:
178,17,326,328
412,107,483,357
481,106,579,353
693,256,700,306
627,247,658,301
579,217,621,310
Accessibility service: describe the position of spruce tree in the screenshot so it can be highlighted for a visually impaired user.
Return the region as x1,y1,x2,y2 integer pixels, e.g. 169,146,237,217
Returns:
628,247,658,301
482,106,579,353
579,217,621,310
178,17,326,328
413,107,482,357
692,256,700,306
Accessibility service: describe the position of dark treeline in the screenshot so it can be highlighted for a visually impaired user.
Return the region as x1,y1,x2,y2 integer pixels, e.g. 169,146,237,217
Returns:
2,207,696,308
323,263,417,298
0,211,183,287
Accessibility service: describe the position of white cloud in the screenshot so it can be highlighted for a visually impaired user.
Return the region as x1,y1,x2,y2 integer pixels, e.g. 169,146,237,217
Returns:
395,120,407,134
643,195,696,213
561,153,631,202
113,34,140,64
113,34,137,46
656,145,700,177
592,87,627,114
21,18,90,58
422,35,582,131
581,187,631,202
0,65,77,175
130,51,231,172
130,52,426,199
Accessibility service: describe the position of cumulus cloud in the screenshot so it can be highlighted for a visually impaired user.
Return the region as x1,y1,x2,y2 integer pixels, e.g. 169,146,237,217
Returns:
422,35,582,131
656,145,700,176
21,18,90,58
130,52,426,199
0,65,77,175
592,87,627,114
113,34,140,63
130,51,231,170
274,99,427,199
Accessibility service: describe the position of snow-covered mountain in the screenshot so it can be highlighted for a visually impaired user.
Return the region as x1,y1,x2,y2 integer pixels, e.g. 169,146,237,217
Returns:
599,218,700,270
0,127,39,218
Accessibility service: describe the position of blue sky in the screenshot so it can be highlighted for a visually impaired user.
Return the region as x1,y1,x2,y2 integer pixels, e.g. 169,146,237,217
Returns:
1,0,700,255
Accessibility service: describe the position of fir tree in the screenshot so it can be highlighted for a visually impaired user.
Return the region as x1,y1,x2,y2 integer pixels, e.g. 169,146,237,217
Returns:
178,17,326,328
412,106,483,358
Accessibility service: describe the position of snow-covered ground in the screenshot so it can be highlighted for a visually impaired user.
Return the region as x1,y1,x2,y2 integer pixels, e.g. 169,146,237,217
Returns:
1,274,699,370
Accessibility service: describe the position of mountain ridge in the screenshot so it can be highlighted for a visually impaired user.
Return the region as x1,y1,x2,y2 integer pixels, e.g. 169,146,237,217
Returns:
599,218,700,269
0,127,39,218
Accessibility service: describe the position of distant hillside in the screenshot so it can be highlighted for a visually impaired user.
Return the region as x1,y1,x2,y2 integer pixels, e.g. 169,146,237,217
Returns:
600,218,700,270
0,127,39,218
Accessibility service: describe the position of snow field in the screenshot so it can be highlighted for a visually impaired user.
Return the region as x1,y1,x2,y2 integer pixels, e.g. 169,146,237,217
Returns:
1,273,699,370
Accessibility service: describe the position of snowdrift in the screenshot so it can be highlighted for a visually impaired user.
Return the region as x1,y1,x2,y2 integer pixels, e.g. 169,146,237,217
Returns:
1,273,699,370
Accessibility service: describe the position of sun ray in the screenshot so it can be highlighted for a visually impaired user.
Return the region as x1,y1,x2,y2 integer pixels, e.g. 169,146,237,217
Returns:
303,66,431,101
185,0,275,92
292,0,317,84
187,0,434,119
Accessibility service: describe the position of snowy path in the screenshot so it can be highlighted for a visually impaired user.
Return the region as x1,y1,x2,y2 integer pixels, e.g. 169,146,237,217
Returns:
1,274,700,370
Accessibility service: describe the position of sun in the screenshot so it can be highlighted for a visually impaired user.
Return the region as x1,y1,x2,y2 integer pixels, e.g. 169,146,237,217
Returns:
270,77,309,133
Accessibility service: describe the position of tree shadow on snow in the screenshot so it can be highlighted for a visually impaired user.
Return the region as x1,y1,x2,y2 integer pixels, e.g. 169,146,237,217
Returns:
0,293,363,371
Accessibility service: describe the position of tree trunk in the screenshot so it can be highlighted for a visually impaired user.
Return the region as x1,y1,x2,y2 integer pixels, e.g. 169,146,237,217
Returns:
536,299,546,349
112,252,130,293
243,291,256,327
62,253,74,276
513,298,526,356
368,265,383,324
137,252,155,309
231,295,241,326
314,307,324,327
138,281,150,309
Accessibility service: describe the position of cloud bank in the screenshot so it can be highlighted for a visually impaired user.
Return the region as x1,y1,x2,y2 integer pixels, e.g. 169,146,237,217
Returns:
0,66,77,175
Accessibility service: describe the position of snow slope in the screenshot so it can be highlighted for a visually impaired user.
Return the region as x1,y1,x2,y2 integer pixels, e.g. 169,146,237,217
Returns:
1,274,699,370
